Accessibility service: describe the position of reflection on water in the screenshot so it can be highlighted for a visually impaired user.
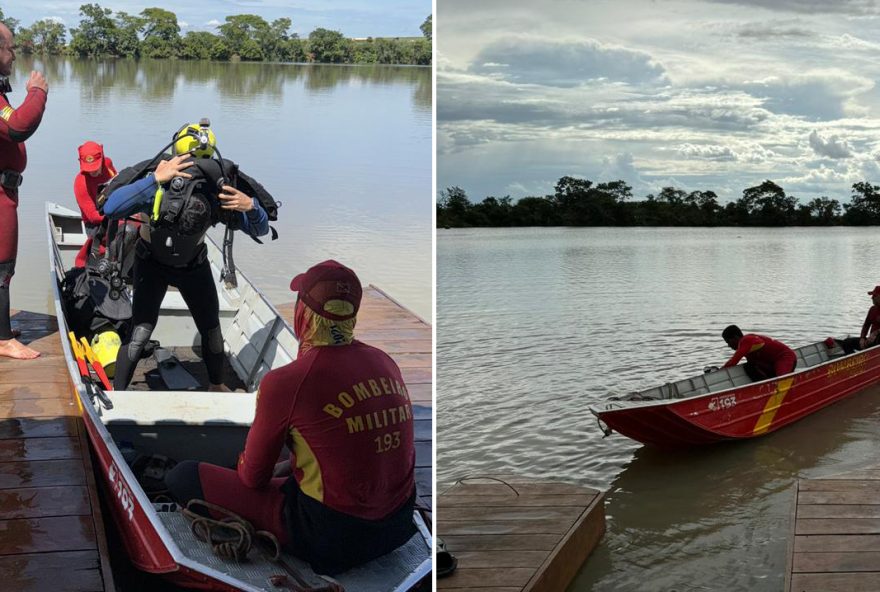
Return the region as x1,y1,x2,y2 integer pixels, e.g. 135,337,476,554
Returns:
437,227,880,592
10,56,430,318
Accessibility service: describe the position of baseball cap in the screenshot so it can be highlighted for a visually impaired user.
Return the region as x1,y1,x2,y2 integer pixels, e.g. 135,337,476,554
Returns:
868,286,880,296
290,260,362,321
78,141,104,173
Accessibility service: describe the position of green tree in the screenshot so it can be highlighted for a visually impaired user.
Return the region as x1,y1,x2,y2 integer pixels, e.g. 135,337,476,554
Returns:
308,28,350,63
259,17,291,60
285,37,307,62
0,8,20,34
179,31,216,60
115,11,145,57
739,180,797,226
420,15,432,40
805,197,841,225
140,7,180,58
19,19,66,54
219,14,269,60
844,181,880,224
437,186,471,227
69,3,119,57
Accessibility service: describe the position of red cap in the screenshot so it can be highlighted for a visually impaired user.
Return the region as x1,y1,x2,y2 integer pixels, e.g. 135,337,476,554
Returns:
869,286,880,296
78,141,104,173
289,260,362,321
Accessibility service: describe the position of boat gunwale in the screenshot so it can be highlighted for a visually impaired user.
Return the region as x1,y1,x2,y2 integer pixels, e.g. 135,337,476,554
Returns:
590,343,880,415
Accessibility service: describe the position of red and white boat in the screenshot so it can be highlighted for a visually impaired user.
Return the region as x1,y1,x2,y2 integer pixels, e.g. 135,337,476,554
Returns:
591,338,880,448
48,203,431,591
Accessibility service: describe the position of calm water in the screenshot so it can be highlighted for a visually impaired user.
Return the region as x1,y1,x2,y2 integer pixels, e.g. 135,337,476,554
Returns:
437,226,880,592
10,56,431,318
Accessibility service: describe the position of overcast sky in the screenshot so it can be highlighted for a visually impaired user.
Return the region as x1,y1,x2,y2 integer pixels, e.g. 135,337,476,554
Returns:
437,0,880,203
9,1,430,39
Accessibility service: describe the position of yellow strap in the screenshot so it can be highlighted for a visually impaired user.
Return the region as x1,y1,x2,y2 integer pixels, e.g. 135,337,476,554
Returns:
80,337,96,364
0,106,13,121
152,186,164,222
68,331,83,359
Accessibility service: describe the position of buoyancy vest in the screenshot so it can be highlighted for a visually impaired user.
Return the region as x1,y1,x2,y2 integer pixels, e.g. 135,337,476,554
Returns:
101,155,278,267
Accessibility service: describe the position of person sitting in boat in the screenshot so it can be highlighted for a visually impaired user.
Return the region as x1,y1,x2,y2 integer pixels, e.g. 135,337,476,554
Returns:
73,141,117,269
101,121,274,391
721,324,797,381
826,286,880,354
165,260,417,575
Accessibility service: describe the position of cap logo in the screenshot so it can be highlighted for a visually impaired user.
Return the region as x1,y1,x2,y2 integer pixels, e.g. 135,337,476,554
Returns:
336,281,351,295
84,155,95,163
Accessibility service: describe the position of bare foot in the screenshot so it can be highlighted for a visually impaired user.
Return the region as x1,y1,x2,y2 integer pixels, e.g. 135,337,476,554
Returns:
208,383,229,392
0,338,40,359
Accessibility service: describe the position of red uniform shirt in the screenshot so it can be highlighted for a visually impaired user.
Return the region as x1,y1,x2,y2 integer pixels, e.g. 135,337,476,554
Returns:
862,306,880,339
74,157,116,226
238,340,415,521
723,333,796,374
0,88,46,262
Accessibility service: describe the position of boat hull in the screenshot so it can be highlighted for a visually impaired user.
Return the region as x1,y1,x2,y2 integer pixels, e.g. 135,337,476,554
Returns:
596,347,880,448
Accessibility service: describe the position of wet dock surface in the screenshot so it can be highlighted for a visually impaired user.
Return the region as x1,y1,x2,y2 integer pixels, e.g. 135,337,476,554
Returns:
0,311,113,592
279,284,434,523
787,465,880,591
437,476,605,592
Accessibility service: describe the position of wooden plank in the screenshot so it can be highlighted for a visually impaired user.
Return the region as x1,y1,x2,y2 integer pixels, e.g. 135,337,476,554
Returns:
800,479,880,491
0,515,97,555
0,383,71,400
415,441,431,468
0,367,69,384
0,437,81,463
443,481,592,497
0,460,86,489
408,383,431,403
796,534,880,553
799,490,880,505
371,339,431,354
437,568,535,589
793,551,880,573
441,534,561,552
440,495,597,508
440,506,586,523
402,367,431,384
0,485,91,519
438,517,576,536
524,495,605,592
0,398,78,419
0,550,104,592
0,417,78,440
453,550,549,569
798,504,880,519
796,518,880,535
413,417,431,441
790,572,880,591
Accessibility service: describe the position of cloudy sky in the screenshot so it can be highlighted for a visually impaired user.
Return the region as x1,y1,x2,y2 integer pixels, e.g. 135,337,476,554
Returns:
438,0,880,204
9,1,429,39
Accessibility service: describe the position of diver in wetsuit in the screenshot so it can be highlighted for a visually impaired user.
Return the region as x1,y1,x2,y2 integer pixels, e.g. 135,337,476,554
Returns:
102,122,273,390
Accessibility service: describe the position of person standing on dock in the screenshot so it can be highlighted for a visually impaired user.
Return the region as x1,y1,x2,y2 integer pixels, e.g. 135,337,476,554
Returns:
0,21,47,360
166,260,417,575
721,324,797,380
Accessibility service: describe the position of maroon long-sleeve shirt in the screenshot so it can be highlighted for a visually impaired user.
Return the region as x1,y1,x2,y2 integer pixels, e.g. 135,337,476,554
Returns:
237,340,415,521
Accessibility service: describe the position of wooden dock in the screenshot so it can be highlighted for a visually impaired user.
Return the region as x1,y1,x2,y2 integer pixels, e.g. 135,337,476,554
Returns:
787,465,880,591
278,284,433,520
437,476,605,592
0,310,114,592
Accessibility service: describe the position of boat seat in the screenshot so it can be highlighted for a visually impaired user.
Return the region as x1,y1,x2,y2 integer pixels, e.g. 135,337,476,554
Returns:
794,342,831,369
159,290,237,313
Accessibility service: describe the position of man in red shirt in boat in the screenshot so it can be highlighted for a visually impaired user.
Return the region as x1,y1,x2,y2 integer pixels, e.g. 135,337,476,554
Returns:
73,141,117,268
166,260,417,575
826,286,880,354
721,325,797,381
0,21,47,360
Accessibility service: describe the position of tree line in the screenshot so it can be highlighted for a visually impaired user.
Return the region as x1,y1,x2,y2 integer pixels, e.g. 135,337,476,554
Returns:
437,178,880,227
0,5,431,66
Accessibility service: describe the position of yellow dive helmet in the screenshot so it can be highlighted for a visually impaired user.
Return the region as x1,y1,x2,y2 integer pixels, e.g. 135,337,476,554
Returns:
173,119,216,158
91,330,121,378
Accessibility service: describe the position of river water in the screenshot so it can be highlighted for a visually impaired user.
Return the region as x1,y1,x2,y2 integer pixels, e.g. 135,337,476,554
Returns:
9,56,431,318
437,226,880,591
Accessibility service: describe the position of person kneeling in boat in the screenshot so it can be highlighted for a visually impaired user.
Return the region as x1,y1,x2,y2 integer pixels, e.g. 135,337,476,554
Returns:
101,123,271,391
73,141,117,268
165,260,417,575
721,324,797,381
826,286,880,354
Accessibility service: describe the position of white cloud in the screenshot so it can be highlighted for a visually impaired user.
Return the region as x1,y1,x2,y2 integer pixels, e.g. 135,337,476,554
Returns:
205,19,222,28
809,130,853,158
179,21,189,28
